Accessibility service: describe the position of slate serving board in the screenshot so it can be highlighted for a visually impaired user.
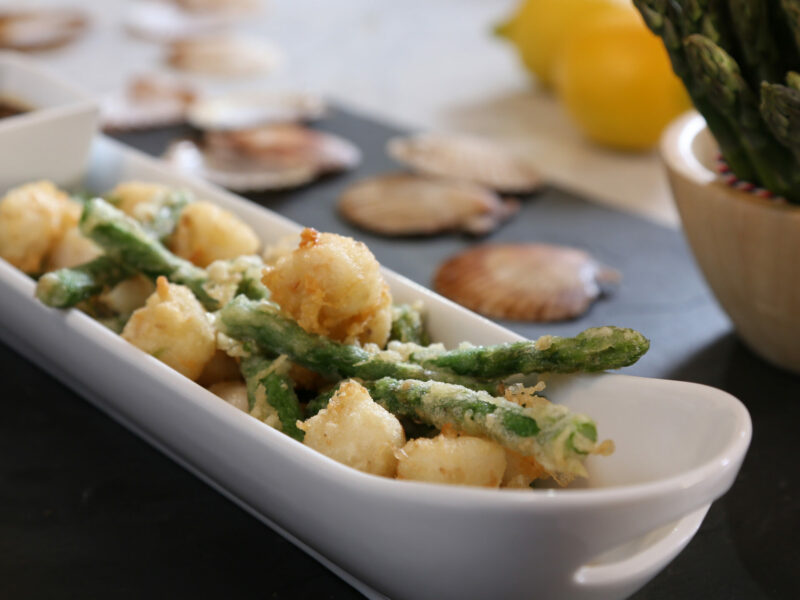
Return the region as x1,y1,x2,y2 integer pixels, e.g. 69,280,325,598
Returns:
2,108,798,599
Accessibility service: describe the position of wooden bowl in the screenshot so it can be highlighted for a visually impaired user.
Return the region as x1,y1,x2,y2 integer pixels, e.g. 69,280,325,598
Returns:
661,111,800,374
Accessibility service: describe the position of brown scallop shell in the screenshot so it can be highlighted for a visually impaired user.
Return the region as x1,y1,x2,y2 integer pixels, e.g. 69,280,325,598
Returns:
338,173,519,236
166,34,280,77
387,133,543,193
164,123,360,191
101,75,197,132
0,9,88,51
434,243,620,321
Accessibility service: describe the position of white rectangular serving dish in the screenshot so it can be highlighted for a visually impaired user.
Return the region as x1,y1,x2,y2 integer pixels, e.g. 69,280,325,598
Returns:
0,52,97,190
0,136,751,600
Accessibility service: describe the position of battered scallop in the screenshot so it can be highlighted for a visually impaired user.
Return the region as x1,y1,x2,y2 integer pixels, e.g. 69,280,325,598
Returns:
299,380,405,477
397,433,507,488
262,228,392,346
0,181,81,273
170,201,260,267
121,276,216,380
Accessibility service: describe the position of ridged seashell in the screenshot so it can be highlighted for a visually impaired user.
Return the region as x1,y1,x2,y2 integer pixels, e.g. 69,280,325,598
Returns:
125,1,257,42
338,173,519,236
434,243,620,321
101,75,197,132
387,133,543,193
187,91,326,131
0,9,88,51
164,124,360,191
166,34,281,77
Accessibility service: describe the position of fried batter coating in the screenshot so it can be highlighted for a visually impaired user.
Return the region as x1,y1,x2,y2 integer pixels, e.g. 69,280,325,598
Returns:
262,228,393,346
121,277,216,380
397,432,507,488
99,275,156,316
501,450,548,488
299,380,405,477
108,181,172,221
208,380,249,412
0,181,80,273
45,226,102,271
170,201,260,267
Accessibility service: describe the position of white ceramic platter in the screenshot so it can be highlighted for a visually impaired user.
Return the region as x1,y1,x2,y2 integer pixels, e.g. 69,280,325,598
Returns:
0,136,751,600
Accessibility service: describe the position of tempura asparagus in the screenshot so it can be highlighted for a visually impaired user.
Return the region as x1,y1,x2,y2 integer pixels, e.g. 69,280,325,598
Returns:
389,303,430,345
79,198,218,310
36,256,134,308
240,355,304,441
366,378,601,479
217,296,500,392
411,327,649,378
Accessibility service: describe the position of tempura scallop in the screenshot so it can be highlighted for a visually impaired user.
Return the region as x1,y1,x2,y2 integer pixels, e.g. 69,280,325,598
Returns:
0,181,81,273
121,276,216,380
262,228,393,346
299,380,405,477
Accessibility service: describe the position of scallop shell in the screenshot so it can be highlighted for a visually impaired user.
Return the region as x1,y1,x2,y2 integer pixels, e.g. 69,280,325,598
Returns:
0,9,88,51
387,133,543,193
164,124,360,192
125,1,257,42
166,34,281,77
101,75,197,132
338,173,519,236
433,243,620,321
187,91,326,131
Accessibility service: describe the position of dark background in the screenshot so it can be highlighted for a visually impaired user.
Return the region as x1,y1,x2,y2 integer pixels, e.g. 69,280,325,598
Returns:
2,109,798,599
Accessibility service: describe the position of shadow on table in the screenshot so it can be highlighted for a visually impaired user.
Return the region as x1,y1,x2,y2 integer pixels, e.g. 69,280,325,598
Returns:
637,334,800,599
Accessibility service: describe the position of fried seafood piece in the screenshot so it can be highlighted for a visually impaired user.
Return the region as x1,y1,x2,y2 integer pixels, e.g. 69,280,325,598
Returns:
121,276,216,381
107,181,193,243
396,429,507,488
170,201,260,267
262,228,393,346
208,380,249,412
45,226,102,271
298,380,405,477
0,181,80,274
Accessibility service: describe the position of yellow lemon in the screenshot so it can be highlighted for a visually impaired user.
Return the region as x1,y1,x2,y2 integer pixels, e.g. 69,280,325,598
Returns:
553,11,691,151
496,0,632,89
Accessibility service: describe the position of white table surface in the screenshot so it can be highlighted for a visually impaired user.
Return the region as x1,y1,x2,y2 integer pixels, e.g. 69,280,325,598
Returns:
18,0,681,227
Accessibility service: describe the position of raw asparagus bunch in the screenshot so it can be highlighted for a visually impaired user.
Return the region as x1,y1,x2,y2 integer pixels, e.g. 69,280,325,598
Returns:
634,0,800,202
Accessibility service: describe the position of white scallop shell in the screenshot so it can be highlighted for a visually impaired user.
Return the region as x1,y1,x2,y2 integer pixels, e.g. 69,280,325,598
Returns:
387,133,543,193
338,173,519,236
0,8,88,51
187,91,326,131
124,1,252,43
166,34,281,77
101,76,197,132
164,124,360,192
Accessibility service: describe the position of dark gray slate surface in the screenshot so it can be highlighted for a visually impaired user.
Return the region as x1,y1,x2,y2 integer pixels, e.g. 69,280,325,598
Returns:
1,108,798,599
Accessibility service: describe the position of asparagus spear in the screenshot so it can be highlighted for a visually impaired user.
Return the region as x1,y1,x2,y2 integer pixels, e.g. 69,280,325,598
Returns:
240,355,304,441
780,0,800,57
389,303,430,345
36,256,134,308
79,198,218,310
145,189,193,244
365,378,600,480
759,82,800,162
216,296,500,392
412,327,649,378
684,34,800,201
786,71,800,91
634,0,757,181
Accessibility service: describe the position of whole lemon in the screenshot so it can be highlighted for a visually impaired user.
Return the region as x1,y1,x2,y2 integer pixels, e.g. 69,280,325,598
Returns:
496,0,632,89
553,11,691,151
